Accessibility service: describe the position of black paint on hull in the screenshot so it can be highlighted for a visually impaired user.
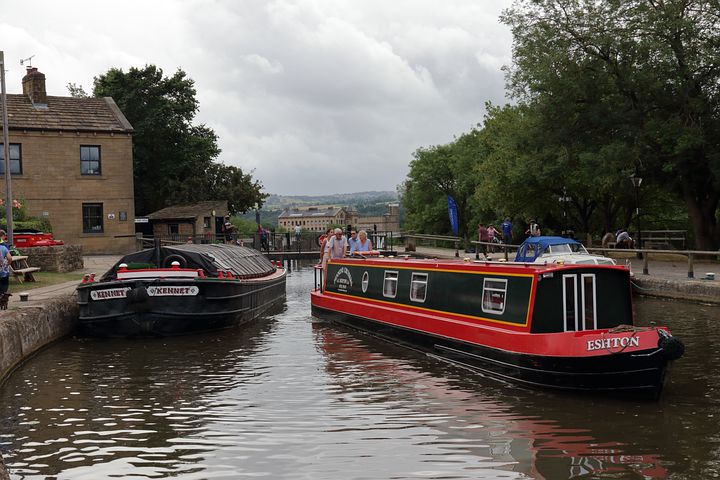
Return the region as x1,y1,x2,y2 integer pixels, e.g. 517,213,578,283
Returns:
312,305,670,398
78,277,286,338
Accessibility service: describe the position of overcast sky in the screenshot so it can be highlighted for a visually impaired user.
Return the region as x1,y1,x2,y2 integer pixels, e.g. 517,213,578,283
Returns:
1,0,513,196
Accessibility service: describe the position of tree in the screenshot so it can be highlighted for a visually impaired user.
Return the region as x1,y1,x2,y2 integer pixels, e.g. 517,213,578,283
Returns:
502,0,720,249
401,132,483,242
93,65,266,215
66,83,88,98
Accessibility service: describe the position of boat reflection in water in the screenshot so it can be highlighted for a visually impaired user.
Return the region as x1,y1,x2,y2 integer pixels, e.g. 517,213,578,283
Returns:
0,305,284,479
313,322,668,480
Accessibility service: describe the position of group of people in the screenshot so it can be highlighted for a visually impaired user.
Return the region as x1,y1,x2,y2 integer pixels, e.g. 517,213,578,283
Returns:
478,218,516,246
318,228,373,269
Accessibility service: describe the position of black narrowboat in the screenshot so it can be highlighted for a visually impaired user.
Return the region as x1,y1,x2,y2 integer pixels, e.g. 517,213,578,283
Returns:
311,255,684,398
77,244,286,337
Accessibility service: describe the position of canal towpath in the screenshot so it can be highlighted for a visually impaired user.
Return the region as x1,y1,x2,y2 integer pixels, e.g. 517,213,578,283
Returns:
5,255,121,309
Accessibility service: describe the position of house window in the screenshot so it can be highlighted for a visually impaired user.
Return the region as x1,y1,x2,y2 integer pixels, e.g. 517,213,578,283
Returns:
168,224,179,235
80,145,101,175
481,278,507,314
203,217,211,228
383,271,399,298
410,272,428,303
82,203,104,233
0,144,22,175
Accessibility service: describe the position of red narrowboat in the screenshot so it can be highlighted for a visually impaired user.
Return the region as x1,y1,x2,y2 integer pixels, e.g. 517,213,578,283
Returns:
310,255,684,398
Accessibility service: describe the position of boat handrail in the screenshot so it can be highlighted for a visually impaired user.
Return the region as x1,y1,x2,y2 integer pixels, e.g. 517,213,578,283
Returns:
117,268,200,280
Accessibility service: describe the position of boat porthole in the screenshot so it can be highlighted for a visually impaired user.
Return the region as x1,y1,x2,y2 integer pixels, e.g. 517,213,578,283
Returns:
362,271,369,293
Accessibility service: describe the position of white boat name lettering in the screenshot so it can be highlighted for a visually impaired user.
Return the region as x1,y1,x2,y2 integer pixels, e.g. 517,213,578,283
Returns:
90,288,130,301
587,336,640,351
147,286,200,296
333,267,353,292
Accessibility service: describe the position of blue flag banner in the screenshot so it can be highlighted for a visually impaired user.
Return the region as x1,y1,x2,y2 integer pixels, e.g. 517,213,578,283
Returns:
447,195,459,236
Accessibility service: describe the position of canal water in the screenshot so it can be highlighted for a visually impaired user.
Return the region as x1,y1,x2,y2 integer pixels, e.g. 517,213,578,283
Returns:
0,265,718,479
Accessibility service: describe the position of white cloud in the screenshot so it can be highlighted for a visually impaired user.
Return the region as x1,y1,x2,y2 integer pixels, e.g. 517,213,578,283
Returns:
0,0,513,195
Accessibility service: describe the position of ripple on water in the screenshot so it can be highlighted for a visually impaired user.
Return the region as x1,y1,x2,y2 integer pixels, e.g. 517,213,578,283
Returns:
1,267,719,479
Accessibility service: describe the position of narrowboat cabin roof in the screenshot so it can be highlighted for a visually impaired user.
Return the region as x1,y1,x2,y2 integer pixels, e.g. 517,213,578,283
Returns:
336,254,624,274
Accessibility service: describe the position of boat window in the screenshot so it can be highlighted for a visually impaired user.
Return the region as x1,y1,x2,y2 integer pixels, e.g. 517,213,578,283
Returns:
563,274,578,331
525,244,538,259
549,244,573,254
383,271,399,298
572,244,589,254
361,271,369,293
410,273,428,303
581,274,597,330
481,278,507,314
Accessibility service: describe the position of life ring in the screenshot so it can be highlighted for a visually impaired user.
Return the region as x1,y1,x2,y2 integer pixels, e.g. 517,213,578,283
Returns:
163,254,187,268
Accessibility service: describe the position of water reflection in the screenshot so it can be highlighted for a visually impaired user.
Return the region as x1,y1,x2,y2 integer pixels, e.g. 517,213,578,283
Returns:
314,323,672,479
0,265,718,479
0,307,284,479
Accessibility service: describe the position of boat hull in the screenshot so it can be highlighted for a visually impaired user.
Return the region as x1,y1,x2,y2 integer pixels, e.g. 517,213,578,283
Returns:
311,303,671,398
78,274,286,337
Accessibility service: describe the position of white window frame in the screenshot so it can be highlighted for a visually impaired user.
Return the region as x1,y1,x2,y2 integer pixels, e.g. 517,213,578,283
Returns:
409,272,428,303
562,274,579,332
581,273,597,330
383,270,399,298
481,278,507,314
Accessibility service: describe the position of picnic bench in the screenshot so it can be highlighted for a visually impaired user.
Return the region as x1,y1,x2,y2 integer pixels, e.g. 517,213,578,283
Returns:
11,255,40,283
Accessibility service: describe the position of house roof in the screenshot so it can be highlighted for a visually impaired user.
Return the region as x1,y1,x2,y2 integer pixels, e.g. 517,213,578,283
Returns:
146,201,228,221
278,207,345,219
2,94,133,133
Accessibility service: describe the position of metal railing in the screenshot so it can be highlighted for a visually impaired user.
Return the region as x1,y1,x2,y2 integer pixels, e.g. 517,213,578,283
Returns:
137,231,398,255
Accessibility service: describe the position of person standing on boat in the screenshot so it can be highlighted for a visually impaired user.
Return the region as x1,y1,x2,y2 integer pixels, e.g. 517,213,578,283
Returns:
350,230,372,254
319,228,332,263
327,228,348,260
347,230,359,253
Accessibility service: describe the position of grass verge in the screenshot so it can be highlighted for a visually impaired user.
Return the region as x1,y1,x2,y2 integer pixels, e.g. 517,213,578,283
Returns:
9,271,85,293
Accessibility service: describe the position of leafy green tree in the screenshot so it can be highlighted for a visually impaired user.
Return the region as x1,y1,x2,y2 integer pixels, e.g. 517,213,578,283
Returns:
502,0,720,249
93,65,266,215
401,132,483,242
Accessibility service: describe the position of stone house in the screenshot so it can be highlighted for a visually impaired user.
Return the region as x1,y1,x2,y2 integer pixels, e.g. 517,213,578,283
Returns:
146,200,228,240
1,67,135,253
355,204,401,233
278,204,400,233
277,206,358,232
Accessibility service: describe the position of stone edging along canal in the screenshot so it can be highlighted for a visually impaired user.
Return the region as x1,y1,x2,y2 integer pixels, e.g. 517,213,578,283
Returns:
632,277,720,305
0,295,78,479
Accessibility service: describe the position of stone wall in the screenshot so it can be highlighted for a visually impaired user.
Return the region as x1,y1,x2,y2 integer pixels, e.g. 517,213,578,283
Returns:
0,296,79,479
0,297,79,382
0,453,8,480
21,245,84,273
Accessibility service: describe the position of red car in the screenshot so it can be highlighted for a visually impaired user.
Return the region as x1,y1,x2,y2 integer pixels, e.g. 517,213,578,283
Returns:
12,230,64,248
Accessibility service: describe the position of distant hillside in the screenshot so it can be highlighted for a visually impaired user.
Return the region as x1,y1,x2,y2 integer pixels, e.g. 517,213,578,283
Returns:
239,191,400,227
264,191,397,209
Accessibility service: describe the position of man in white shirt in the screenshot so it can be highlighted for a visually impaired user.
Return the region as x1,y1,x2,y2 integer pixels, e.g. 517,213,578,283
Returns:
327,228,347,260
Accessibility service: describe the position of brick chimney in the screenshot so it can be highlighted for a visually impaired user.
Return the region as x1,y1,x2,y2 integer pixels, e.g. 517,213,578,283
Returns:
22,67,47,106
